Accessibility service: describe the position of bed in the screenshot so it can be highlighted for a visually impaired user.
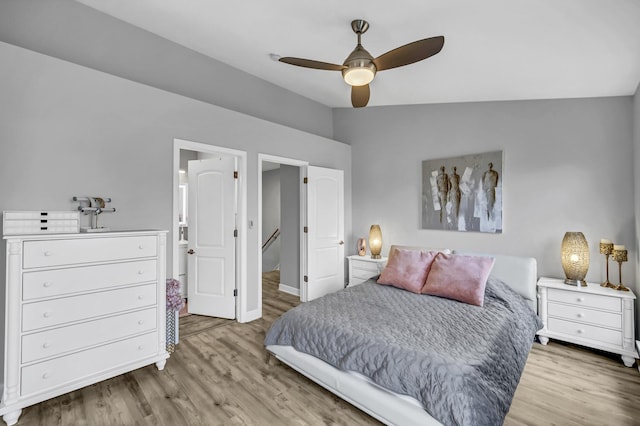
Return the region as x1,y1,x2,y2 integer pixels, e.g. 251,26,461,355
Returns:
265,246,542,426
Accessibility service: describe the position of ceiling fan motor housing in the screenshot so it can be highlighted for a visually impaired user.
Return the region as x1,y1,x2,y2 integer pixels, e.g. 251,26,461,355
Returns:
342,44,377,86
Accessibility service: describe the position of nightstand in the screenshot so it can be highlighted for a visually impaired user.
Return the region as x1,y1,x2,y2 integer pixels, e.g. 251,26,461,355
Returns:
347,255,387,287
537,277,637,367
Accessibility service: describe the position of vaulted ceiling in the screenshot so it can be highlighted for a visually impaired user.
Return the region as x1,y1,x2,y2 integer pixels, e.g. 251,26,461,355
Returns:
76,0,640,108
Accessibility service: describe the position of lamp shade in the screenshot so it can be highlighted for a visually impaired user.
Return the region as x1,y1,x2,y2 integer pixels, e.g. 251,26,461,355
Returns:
561,232,589,286
369,225,382,259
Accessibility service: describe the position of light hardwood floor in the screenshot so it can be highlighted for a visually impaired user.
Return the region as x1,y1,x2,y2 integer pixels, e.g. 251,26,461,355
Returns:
16,271,640,425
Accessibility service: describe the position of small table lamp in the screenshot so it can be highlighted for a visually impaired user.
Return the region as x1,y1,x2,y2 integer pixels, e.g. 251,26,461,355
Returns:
561,232,589,287
369,225,382,259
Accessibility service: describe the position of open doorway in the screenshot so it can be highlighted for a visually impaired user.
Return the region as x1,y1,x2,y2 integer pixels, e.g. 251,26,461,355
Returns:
172,139,248,322
258,155,307,312
261,161,301,297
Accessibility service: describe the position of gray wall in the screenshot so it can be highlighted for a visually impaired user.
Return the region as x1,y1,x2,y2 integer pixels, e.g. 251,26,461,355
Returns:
0,41,352,318
262,168,281,272
280,165,301,290
334,97,636,292
0,0,333,140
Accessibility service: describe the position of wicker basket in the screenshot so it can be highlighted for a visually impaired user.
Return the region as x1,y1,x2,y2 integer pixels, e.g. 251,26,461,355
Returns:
166,310,178,353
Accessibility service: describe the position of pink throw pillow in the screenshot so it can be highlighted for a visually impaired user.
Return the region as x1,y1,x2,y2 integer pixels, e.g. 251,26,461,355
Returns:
421,253,495,306
377,249,438,294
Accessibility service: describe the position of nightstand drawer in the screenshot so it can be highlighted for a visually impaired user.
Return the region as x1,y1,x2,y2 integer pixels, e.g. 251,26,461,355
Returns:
349,277,369,287
548,318,622,346
548,288,621,312
351,269,379,281
548,302,621,329
351,261,381,274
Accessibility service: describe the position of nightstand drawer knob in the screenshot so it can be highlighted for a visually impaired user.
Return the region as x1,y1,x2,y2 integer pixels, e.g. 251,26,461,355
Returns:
577,329,584,334
576,297,585,302
576,313,584,318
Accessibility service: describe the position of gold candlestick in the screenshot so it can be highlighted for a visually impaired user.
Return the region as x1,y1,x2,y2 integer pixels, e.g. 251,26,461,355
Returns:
612,247,629,291
599,241,614,288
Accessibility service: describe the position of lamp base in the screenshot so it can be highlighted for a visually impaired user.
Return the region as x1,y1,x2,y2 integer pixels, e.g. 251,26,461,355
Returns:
613,283,630,292
564,278,587,287
370,254,381,259
601,280,614,288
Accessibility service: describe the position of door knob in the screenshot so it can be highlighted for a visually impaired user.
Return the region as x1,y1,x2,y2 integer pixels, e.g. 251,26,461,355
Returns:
338,240,344,245
187,249,195,255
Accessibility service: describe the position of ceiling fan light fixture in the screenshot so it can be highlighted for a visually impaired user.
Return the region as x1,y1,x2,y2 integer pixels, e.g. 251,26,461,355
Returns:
342,63,376,86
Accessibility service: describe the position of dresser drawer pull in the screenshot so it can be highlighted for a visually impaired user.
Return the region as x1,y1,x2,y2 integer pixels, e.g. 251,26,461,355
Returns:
138,245,144,250
42,372,50,380
576,313,584,318
577,329,584,334
42,342,51,349
576,297,584,302
43,251,53,257
42,282,52,288
138,295,144,300
42,312,52,318
138,320,144,325
138,270,145,275
138,345,144,350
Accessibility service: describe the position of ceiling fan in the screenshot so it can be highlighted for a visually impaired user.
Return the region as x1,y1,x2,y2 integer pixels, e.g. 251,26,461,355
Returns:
278,19,445,108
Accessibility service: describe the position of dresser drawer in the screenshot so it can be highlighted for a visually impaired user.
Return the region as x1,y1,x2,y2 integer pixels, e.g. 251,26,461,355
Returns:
22,284,157,332
548,318,622,346
20,332,158,396
23,236,157,269
547,288,621,312
23,259,157,301
22,308,157,363
548,302,621,329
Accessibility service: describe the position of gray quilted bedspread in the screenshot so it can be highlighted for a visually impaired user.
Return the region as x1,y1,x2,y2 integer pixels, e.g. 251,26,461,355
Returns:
264,278,543,426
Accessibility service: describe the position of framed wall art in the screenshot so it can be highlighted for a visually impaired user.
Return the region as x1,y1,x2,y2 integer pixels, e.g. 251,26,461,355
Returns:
422,150,503,233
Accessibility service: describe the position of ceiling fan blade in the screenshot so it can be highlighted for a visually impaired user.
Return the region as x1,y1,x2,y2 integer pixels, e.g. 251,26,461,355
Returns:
351,84,370,108
373,36,444,71
279,57,345,71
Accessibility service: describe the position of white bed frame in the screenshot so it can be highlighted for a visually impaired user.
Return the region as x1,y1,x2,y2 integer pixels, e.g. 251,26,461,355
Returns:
266,248,538,426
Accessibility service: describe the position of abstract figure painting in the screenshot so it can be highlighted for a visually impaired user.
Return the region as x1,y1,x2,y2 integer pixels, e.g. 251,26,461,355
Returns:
422,151,503,233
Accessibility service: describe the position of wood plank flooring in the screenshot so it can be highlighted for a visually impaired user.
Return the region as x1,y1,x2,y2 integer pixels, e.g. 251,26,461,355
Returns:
16,271,640,425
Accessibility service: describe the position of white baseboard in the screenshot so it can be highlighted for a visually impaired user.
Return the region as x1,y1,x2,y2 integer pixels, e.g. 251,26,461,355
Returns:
279,283,300,296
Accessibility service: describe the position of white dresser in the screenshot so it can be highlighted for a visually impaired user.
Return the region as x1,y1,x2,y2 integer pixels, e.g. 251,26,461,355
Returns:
0,230,169,425
537,277,637,367
347,255,387,287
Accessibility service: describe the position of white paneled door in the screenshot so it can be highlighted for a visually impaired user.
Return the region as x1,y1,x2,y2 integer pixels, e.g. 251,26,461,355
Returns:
187,157,237,318
304,166,345,301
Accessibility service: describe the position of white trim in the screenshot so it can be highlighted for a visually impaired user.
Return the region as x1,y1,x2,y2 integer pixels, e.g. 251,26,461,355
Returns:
258,154,308,311
173,139,248,322
278,283,300,296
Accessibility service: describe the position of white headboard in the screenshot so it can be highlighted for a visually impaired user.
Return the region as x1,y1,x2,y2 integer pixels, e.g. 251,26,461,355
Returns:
388,245,538,313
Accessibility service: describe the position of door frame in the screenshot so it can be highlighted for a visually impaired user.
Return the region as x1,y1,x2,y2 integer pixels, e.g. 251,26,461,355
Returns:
172,139,248,322
258,154,308,311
